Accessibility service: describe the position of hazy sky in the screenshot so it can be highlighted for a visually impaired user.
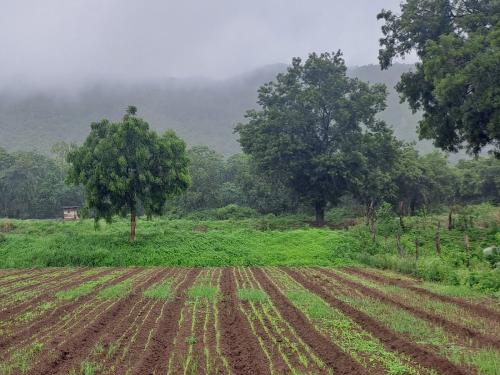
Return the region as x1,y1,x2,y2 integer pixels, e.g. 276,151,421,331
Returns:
0,0,408,89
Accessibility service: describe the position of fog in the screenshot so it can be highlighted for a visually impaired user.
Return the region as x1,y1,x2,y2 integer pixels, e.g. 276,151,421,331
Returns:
0,0,410,91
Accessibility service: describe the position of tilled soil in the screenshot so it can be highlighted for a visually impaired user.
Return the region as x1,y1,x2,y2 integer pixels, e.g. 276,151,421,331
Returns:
0,267,498,375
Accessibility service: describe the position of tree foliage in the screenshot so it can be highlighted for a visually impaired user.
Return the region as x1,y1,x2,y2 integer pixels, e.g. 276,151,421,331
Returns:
0,148,83,219
66,107,190,240
378,0,500,155
236,51,396,225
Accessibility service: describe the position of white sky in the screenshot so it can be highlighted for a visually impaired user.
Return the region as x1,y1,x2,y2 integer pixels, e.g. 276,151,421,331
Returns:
0,0,410,90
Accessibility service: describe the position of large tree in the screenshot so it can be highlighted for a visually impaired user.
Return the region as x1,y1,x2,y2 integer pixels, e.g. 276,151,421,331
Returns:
236,52,393,226
67,106,190,241
378,0,500,156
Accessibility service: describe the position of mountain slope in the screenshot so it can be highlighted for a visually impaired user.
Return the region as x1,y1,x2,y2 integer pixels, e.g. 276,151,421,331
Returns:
0,63,430,156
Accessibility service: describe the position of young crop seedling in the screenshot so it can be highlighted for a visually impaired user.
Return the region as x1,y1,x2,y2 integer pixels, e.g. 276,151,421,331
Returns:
143,278,173,299
237,287,268,303
97,280,133,299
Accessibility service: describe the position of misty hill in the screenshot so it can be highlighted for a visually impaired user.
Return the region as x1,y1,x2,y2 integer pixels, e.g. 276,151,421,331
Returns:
0,63,433,156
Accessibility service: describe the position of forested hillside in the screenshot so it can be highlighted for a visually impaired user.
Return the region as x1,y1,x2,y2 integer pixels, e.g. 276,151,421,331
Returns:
0,63,431,156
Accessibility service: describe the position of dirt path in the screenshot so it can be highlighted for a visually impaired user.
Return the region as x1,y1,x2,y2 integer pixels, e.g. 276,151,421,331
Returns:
285,268,471,375
132,268,201,375
253,268,369,375
319,268,500,349
344,267,500,321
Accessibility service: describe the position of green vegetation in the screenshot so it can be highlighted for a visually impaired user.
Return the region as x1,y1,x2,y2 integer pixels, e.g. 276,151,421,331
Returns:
0,217,353,268
378,0,500,155
66,106,190,241
236,51,397,225
0,342,43,374
143,278,174,299
270,272,416,374
97,280,132,299
334,286,500,374
237,288,268,302
56,274,116,300
0,204,498,295
187,285,219,301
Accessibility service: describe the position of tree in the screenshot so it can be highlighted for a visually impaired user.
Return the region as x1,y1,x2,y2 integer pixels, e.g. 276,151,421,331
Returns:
184,146,226,210
236,52,390,226
378,0,500,156
0,149,83,219
67,106,190,241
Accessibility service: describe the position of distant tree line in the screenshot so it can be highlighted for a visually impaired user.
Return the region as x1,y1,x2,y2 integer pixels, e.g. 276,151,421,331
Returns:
0,146,83,219
0,140,498,221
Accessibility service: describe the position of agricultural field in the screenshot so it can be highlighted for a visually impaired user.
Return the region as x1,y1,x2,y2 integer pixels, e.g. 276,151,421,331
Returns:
0,267,499,375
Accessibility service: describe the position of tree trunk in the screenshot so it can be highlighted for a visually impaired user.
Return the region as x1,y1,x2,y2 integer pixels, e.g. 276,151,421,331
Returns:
448,208,453,230
399,200,405,230
130,212,136,242
396,232,404,256
315,202,325,227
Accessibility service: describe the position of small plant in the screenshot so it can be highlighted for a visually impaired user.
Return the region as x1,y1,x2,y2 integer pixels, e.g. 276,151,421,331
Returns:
97,280,132,299
185,336,197,345
187,285,219,301
143,278,173,299
237,288,268,302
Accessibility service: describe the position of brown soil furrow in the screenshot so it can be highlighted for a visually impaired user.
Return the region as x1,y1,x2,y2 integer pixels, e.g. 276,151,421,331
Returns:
234,268,290,374
31,268,166,375
0,268,143,352
0,269,31,278
286,268,471,375
0,268,62,288
98,268,177,372
344,267,500,321
166,292,197,374
320,268,500,349
0,268,113,319
0,268,85,299
132,268,201,375
253,268,368,375
217,267,270,375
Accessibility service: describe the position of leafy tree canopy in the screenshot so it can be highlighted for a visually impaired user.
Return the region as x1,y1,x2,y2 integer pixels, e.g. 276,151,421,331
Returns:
236,51,397,225
378,0,500,156
67,106,190,240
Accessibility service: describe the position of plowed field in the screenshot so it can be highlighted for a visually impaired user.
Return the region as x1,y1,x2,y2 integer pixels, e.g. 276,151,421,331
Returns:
0,267,498,374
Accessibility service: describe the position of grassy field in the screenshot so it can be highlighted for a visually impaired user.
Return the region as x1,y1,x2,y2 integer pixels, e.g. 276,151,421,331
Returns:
0,214,498,294
0,218,356,268
0,267,498,375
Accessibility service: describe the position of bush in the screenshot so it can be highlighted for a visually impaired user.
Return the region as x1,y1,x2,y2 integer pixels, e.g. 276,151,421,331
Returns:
416,257,452,282
214,204,258,220
466,268,500,292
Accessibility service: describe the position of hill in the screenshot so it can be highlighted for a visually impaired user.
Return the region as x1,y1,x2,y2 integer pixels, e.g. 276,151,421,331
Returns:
0,63,434,156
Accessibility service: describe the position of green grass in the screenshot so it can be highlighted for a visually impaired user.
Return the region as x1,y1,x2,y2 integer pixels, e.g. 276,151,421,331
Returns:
266,268,417,374
467,349,500,375
0,342,43,374
143,278,173,299
187,285,219,301
0,218,354,268
97,280,132,299
237,288,268,302
56,274,116,300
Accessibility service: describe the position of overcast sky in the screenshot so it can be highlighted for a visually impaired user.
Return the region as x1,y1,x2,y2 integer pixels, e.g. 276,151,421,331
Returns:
0,0,409,90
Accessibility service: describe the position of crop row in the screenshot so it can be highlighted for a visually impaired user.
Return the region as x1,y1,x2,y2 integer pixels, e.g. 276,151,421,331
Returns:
0,267,498,375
